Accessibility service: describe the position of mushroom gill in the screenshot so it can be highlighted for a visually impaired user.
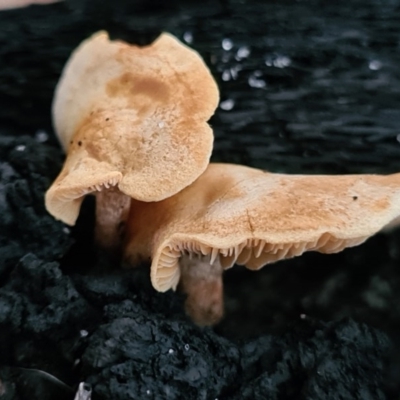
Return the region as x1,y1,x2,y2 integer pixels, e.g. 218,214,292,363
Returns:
154,233,369,289
45,30,219,251
123,163,400,325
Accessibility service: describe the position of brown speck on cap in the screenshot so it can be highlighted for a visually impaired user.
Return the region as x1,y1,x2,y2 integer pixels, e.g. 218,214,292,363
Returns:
45,30,219,229
123,163,400,325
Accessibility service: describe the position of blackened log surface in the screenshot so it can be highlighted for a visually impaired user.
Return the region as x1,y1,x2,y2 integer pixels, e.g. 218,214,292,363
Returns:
0,243,391,400
1,0,400,399
0,135,72,276
1,0,400,173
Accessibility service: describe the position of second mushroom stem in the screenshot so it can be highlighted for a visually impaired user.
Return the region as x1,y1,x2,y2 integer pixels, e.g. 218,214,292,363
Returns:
179,254,224,326
95,188,131,257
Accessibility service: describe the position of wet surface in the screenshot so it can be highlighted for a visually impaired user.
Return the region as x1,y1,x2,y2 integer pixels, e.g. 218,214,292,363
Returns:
1,0,400,398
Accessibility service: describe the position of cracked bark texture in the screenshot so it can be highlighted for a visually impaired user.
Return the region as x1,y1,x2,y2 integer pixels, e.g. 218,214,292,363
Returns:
1,0,400,399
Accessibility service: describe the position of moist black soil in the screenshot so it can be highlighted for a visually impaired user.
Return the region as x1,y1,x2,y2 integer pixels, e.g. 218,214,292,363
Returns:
1,1,400,399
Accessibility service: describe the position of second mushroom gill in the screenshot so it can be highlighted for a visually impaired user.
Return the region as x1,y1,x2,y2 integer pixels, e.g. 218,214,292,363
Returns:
123,163,400,326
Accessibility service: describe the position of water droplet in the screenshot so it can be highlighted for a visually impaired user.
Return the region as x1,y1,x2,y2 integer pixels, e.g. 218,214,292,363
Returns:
219,99,235,111
183,32,193,44
80,330,88,337
168,348,174,354
274,55,291,68
236,46,250,60
184,343,190,351
146,390,151,395
369,60,382,70
35,130,48,143
265,55,291,68
15,145,26,151
300,314,306,319
222,70,231,81
248,72,266,88
63,227,71,234
396,134,400,143
158,121,165,128
230,65,241,80
222,38,233,51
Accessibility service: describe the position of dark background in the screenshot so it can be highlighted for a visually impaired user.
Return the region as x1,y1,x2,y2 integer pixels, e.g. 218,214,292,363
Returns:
1,0,400,399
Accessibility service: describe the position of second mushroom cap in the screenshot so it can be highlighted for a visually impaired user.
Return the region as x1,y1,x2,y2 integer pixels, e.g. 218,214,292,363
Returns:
123,163,400,293
45,31,219,225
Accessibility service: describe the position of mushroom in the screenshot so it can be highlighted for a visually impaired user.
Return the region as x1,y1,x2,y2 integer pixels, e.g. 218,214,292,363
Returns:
123,163,400,325
45,31,219,252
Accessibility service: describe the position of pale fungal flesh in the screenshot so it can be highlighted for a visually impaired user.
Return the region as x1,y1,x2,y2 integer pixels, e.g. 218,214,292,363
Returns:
123,163,400,325
95,188,131,252
45,30,219,249
179,254,224,326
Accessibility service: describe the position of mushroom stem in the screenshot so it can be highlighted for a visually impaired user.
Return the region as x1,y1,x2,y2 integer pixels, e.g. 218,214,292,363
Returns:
179,254,224,326
94,188,131,255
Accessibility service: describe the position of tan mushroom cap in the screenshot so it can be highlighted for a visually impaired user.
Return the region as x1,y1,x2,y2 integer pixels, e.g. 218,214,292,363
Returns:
46,31,219,225
123,163,400,292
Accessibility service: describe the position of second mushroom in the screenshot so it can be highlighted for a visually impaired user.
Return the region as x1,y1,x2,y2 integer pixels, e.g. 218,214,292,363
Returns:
123,163,400,326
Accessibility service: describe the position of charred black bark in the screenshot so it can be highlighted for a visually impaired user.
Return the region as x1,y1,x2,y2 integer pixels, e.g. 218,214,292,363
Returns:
1,0,400,399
